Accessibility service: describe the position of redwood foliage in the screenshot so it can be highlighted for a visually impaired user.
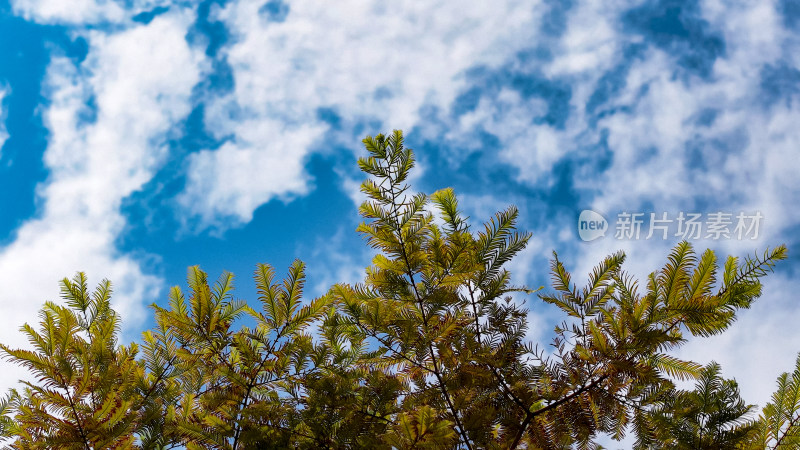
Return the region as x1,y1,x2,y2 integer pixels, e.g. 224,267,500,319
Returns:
0,131,790,449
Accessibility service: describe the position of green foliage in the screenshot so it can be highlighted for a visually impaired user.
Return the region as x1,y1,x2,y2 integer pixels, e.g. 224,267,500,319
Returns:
750,353,800,449
336,130,537,449
0,130,790,449
638,362,759,449
536,241,786,448
147,261,334,449
0,274,141,448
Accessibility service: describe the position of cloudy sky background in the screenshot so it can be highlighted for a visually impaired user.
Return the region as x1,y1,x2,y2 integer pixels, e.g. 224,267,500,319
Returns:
0,0,799,445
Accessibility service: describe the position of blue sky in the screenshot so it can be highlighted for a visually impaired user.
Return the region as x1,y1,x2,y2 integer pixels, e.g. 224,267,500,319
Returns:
0,0,799,443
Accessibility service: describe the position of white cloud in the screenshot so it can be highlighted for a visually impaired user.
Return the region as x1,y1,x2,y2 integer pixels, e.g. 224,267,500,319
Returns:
441,89,568,184
543,0,623,78
703,0,785,68
438,1,800,444
10,0,175,24
0,11,204,393
11,0,126,24
435,0,642,188
179,120,323,229
580,1,800,234
182,0,543,229
0,86,8,153
2,0,797,444
582,14,799,450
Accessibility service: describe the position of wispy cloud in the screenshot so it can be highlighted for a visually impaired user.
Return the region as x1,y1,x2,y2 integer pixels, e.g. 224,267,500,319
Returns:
477,0,800,435
0,10,204,392
1,1,798,445
0,85,8,153
9,0,176,24
10,0,126,24
383,4,800,445
180,0,543,230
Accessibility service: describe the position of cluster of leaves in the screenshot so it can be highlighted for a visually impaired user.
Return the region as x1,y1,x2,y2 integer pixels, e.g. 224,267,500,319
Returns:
537,239,787,448
0,275,140,447
0,130,791,449
640,362,760,449
634,354,800,450
752,353,800,448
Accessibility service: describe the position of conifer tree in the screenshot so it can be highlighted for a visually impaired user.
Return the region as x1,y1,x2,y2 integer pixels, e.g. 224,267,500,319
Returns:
636,362,759,449
0,130,789,449
0,274,142,448
141,261,331,448
751,353,800,448
636,357,800,450
533,241,785,448
327,130,787,448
